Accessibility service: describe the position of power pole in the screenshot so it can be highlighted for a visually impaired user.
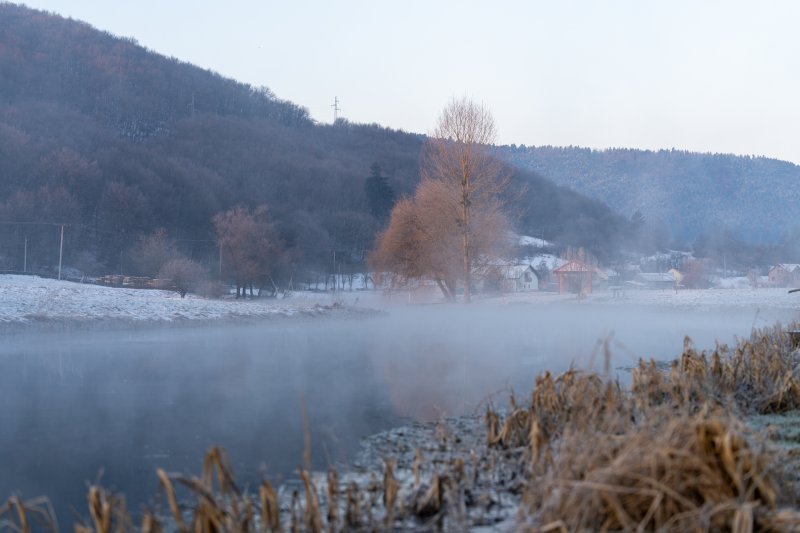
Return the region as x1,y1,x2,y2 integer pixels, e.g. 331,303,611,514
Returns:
58,224,64,280
331,96,340,123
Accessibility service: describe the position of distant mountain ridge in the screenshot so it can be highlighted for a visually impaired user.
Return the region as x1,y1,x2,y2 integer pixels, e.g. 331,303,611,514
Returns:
0,3,628,276
496,145,800,242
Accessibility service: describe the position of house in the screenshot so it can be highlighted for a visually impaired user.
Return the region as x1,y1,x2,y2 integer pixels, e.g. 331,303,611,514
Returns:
768,264,800,287
631,272,677,290
482,262,539,292
500,264,539,292
593,268,618,291
552,260,595,294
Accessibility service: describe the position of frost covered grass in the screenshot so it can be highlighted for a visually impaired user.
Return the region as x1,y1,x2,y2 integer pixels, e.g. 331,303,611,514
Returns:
0,275,370,327
2,274,797,329
496,286,800,310
6,323,800,532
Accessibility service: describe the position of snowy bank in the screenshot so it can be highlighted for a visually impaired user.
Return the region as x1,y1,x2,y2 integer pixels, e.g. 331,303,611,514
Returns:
494,287,800,311
0,275,373,329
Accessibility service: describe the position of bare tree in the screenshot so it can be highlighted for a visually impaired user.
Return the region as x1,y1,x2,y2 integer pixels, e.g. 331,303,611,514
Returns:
421,97,509,302
213,205,282,298
370,190,461,301
371,121,510,302
130,228,178,277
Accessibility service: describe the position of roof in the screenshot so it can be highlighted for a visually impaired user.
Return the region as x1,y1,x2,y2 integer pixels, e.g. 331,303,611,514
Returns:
635,272,676,283
770,264,800,273
515,234,553,248
500,264,536,279
553,260,594,273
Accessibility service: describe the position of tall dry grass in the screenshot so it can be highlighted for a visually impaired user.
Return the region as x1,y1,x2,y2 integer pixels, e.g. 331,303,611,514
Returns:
504,323,800,531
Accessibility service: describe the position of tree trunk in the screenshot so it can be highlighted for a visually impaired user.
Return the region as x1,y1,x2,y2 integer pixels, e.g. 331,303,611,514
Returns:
435,278,455,302
462,173,471,303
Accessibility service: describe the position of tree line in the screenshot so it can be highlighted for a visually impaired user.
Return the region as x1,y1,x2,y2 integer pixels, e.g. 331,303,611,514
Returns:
0,4,634,289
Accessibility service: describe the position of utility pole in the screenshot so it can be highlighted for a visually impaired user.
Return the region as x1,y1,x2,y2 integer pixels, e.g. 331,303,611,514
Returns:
58,224,64,280
331,96,340,123
23,235,27,273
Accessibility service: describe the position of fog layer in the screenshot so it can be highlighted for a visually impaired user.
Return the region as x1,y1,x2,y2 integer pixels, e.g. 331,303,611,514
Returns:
0,302,794,521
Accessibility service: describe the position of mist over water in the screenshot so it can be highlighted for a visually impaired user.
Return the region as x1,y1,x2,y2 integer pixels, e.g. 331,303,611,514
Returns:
0,301,795,522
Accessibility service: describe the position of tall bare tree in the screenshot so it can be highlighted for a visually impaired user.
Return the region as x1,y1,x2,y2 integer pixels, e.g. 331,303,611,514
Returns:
422,97,509,302
371,99,510,301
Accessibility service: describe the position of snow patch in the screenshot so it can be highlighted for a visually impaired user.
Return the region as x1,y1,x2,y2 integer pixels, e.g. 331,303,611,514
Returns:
0,275,367,327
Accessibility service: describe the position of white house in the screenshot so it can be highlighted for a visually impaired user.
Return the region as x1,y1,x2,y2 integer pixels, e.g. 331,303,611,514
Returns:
500,264,539,292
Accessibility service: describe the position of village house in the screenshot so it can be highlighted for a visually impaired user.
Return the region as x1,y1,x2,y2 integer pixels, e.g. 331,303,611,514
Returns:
552,260,595,294
499,264,539,292
768,264,800,287
592,267,618,291
483,261,540,292
630,272,677,290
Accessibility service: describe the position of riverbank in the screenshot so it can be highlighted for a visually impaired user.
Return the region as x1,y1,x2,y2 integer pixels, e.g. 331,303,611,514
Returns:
0,274,378,331
2,275,797,331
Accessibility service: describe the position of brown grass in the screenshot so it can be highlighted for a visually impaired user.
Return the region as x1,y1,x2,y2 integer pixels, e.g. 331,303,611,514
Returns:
524,408,782,531
493,323,800,531
0,495,58,533
630,326,800,415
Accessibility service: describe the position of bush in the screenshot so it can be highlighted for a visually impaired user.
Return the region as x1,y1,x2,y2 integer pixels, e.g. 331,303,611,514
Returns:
196,281,226,299
157,258,208,297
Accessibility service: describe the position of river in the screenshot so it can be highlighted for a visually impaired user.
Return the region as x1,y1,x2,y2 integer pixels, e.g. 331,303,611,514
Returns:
0,300,794,525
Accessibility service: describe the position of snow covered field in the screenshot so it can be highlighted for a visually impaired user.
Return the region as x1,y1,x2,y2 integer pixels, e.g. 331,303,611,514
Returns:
2,274,798,328
496,286,800,311
0,275,366,327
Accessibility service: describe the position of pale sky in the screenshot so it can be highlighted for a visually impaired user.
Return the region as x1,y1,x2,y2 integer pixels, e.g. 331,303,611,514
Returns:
16,1,800,163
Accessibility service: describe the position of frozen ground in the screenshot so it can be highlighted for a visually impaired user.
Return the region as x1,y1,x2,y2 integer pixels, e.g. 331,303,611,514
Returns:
494,286,800,311
1,274,798,328
0,274,371,327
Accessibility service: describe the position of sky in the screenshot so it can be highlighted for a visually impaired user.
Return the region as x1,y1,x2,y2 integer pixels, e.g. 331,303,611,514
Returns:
17,1,800,163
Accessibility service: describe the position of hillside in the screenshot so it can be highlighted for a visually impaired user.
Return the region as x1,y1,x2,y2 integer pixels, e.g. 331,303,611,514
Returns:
0,3,628,279
497,145,800,243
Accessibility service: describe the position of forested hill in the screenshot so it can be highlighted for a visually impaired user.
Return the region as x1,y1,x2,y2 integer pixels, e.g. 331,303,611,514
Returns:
497,145,800,243
0,3,626,278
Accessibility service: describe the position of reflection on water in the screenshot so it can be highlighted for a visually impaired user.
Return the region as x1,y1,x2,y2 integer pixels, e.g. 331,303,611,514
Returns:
0,302,793,522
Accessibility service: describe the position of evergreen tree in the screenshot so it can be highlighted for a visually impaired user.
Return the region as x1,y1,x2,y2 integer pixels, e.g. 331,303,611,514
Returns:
364,163,395,222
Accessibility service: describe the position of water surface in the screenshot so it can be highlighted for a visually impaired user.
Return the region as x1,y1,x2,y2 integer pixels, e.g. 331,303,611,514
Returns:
0,301,793,523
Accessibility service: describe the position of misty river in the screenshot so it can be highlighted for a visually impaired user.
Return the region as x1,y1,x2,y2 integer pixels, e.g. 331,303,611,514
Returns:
1,301,796,523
